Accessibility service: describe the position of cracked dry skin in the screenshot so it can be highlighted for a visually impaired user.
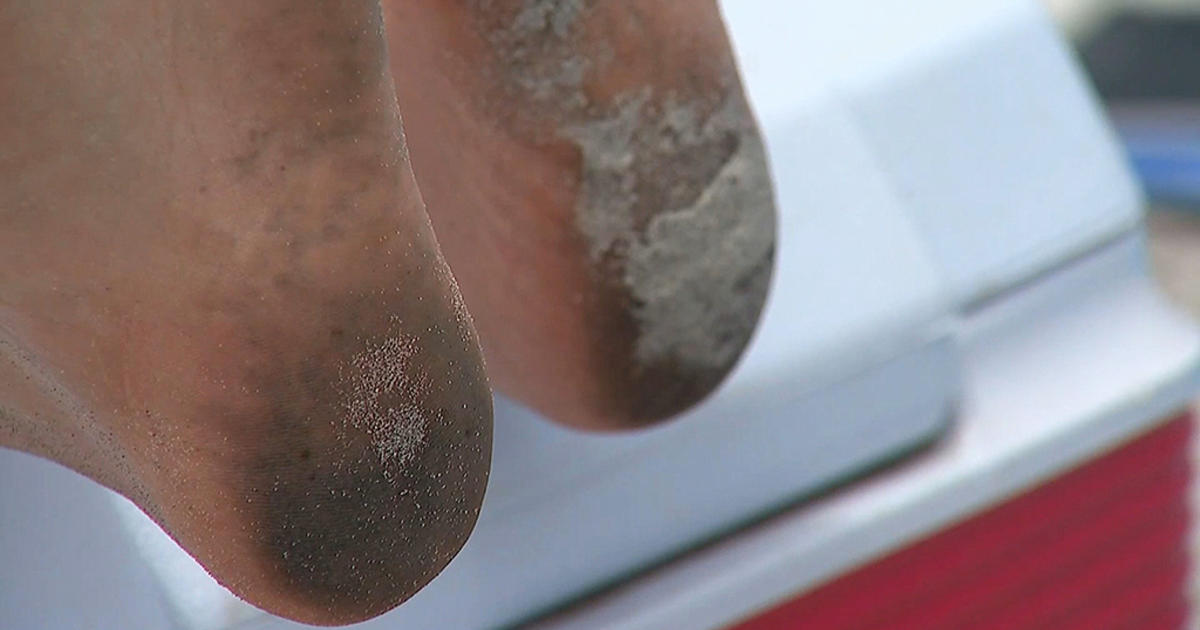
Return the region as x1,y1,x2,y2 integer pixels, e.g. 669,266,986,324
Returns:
486,0,777,421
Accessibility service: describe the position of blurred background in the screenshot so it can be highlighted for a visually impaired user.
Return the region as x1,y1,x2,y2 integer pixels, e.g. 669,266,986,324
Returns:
1043,0,1200,617
1044,0,1200,298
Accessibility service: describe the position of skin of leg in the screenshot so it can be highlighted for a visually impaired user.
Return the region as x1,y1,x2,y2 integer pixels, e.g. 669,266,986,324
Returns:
0,0,490,624
384,0,777,430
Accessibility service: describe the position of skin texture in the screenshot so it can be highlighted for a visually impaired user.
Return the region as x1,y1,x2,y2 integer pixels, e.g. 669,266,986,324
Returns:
1,0,772,623
0,0,490,624
385,0,777,430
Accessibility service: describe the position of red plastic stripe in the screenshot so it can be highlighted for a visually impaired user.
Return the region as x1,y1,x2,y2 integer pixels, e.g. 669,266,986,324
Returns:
1050,555,1189,630
878,463,1189,630
1134,600,1190,630
969,508,1187,630
935,475,1189,630
729,413,1194,630
743,417,1192,629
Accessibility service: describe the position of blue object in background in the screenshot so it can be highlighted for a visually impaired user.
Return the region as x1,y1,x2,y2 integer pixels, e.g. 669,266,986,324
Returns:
1081,14,1200,207
1115,109,1200,206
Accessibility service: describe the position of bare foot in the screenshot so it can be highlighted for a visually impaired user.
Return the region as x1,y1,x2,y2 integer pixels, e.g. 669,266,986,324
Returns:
0,1,489,624
385,0,777,429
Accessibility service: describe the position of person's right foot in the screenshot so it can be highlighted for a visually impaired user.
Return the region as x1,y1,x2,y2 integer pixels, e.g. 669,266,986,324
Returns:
385,0,777,430
0,1,490,624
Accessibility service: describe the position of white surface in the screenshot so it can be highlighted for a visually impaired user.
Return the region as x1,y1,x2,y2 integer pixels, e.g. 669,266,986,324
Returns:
725,0,1142,305
0,451,176,630
529,233,1200,630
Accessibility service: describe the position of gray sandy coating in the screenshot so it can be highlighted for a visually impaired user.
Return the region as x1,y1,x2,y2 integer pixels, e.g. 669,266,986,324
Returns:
566,93,775,371
477,0,594,112
511,0,587,39
489,0,777,375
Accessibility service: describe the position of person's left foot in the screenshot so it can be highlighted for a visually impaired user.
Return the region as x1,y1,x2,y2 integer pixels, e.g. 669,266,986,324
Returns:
0,1,490,624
